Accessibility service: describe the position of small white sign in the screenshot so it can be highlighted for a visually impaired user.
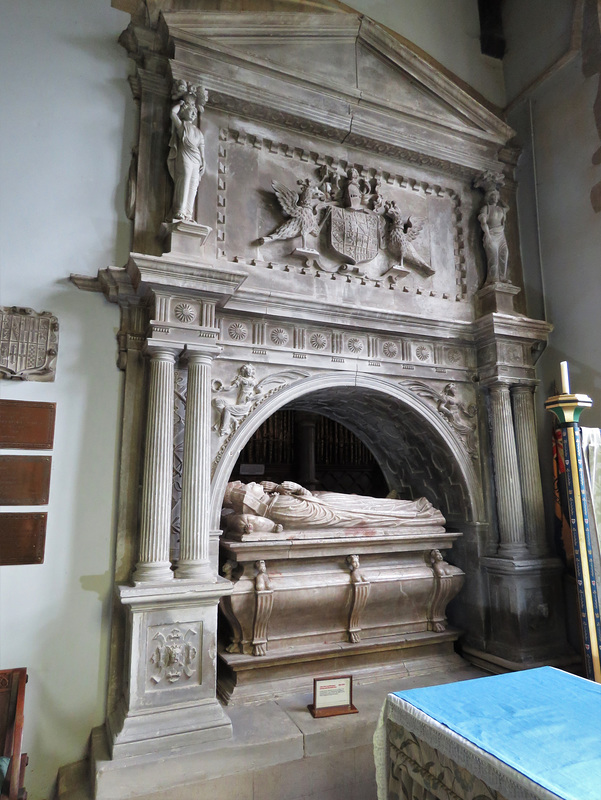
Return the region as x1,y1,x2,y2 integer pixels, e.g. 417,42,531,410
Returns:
309,675,357,718
315,677,351,709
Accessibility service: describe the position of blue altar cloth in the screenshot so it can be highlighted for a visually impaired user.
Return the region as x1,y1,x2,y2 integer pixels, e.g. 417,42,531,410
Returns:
394,666,601,800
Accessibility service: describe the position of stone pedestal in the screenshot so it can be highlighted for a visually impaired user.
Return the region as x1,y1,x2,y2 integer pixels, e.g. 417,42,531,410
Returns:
465,556,577,670
106,579,233,759
160,220,212,259
476,282,521,315
219,525,464,703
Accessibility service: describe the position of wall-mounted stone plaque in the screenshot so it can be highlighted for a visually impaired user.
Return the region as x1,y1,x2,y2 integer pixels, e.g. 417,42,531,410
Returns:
0,306,59,381
0,456,52,505
0,513,46,565
0,400,56,449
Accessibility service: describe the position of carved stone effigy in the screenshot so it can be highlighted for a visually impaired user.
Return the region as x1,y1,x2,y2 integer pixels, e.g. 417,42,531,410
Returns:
218,482,464,703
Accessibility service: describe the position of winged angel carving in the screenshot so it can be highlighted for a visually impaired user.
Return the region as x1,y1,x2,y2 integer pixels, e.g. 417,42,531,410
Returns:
259,179,323,250
258,168,434,280
212,364,310,437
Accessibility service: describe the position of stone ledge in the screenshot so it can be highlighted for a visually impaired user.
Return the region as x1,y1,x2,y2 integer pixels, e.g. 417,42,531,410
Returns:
57,656,484,800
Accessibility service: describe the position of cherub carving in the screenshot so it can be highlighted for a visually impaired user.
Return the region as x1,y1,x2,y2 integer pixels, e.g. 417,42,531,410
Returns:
259,179,324,249
212,363,258,436
385,201,434,277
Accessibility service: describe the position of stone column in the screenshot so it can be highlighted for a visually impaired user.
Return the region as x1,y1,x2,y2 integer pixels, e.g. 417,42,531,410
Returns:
512,385,548,556
176,349,216,580
133,344,178,583
488,383,528,557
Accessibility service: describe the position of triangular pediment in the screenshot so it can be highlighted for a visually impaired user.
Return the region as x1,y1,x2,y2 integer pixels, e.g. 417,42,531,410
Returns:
161,8,512,151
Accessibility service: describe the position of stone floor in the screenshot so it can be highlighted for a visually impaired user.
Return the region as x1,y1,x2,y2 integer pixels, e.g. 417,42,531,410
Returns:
56,654,486,800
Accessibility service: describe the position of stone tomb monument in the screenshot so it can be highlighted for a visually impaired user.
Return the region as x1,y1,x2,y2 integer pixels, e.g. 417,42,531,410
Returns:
69,1,575,795
218,480,464,702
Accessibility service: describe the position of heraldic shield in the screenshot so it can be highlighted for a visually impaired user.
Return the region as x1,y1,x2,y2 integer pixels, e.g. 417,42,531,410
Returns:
329,207,382,265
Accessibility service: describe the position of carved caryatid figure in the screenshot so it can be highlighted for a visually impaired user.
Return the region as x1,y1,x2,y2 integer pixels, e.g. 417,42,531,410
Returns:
475,171,509,284
167,80,208,222
222,480,444,534
259,179,323,249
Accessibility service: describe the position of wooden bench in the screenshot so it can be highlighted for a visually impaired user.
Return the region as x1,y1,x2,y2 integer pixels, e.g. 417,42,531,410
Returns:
0,669,27,800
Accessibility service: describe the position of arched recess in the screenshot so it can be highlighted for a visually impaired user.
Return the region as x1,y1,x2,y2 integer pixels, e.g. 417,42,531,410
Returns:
210,372,485,529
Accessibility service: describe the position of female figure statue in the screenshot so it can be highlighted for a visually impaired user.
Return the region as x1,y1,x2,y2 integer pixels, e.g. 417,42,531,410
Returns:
478,187,509,283
167,83,208,222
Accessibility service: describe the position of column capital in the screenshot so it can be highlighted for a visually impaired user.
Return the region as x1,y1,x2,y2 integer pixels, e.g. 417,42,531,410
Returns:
183,343,223,363
143,339,181,359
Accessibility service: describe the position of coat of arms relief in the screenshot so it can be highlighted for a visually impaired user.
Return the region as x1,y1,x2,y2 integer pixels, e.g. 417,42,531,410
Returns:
258,166,434,282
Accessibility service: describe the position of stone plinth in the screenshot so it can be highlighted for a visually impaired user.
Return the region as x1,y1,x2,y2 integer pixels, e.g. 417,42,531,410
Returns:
476,281,521,315
160,220,212,259
469,556,578,670
107,579,233,759
219,525,464,703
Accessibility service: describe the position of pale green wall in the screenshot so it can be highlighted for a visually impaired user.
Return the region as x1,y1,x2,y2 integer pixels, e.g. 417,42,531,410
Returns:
0,1,131,797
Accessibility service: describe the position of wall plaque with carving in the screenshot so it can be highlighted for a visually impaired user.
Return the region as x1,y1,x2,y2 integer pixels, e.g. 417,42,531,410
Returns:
0,513,46,565
0,400,56,449
0,456,51,505
0,306,59,381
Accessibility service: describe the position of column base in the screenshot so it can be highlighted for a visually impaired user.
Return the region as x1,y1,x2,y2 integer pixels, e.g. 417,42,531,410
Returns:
160,220,212,259
175,559,216,582
106,578,234,759
480,555,577,666
132,561,174,583
476,281,521,315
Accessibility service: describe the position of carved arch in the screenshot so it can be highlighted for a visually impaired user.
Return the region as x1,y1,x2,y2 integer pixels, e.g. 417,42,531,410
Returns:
210,372,485,528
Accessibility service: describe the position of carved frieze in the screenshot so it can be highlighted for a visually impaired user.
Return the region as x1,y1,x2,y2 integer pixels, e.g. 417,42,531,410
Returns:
0,307,59,382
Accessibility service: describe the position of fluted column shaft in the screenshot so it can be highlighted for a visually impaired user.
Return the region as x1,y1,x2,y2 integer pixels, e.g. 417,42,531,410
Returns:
488,384,528,557
512,385,547,556
177,351,214,580
134,346,177,582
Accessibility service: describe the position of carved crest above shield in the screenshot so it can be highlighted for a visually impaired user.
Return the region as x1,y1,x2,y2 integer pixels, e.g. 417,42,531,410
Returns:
258,166,434,281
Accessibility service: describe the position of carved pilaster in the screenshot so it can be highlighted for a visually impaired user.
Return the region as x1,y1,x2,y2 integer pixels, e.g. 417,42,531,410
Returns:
348,555,371,643
427,550,465,632
134,344,179,583
488,384,528,557
252,561,274,656
512,385,547,556
177,349,219,580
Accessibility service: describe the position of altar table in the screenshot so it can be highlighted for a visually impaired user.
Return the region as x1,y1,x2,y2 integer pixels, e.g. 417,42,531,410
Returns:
374,667,601,800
